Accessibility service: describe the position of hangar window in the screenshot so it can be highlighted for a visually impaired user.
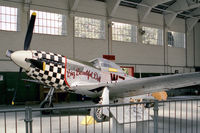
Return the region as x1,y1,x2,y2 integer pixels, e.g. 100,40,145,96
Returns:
0,6,18,31
112,22,137,42
168,31,185,48
30,10,66,35
75,16,105,39
142,26,163,45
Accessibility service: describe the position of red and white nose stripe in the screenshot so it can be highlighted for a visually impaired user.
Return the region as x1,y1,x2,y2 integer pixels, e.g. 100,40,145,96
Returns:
10,50,32,70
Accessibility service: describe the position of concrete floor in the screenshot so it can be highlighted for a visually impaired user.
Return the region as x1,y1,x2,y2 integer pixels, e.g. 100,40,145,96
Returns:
0,96,200,133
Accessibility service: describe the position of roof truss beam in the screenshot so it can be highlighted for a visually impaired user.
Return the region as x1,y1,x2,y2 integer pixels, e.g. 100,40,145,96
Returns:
165,0,200,27
168,0,200,12
190,7,200,16
138,0,172,22
69,0,80,11
186,17,199,31
186,7,200,31
107,0,121,17
24,0,31,12
164,12,177,27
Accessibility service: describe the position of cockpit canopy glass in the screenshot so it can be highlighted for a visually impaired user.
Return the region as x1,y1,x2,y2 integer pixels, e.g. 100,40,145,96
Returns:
90,58,124,73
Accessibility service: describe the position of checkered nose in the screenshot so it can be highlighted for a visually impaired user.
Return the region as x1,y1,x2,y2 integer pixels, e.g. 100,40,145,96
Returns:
10,50,32,70
27,50,67,90
27,59,44,70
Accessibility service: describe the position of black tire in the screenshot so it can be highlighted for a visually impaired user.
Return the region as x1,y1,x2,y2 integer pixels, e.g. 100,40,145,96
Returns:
40,101,54,114
92,97,100,103
94,107,106,122
145,102,154,108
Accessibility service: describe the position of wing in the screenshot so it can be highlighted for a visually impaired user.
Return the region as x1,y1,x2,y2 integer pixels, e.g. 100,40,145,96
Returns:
22,79,41,84
108,72,200,98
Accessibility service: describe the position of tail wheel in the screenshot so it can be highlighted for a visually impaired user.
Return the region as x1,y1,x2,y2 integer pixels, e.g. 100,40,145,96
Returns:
145,102,154,108
94,107,106,122
40,101,53,114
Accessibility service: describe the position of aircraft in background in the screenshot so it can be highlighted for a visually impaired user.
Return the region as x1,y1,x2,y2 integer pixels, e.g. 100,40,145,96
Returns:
6,12,200,120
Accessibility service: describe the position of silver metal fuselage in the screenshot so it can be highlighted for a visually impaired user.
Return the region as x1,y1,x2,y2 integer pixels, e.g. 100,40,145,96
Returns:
8,50,134,98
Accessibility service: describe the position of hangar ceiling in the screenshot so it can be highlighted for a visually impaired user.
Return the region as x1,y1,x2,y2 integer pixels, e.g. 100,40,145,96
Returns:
95,0,200,30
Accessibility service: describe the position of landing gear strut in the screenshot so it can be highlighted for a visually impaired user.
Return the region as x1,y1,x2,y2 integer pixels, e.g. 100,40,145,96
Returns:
40,87,55,114
93,87,109,122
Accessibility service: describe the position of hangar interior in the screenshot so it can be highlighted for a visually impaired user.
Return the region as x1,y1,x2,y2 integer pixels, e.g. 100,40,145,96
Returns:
0,0,200,104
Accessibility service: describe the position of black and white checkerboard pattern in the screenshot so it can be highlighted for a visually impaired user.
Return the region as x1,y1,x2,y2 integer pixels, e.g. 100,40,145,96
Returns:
32,50,65,64
26,50,68,90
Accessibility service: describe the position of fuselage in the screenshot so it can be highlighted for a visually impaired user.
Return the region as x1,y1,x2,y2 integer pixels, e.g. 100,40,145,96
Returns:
8,50,134,98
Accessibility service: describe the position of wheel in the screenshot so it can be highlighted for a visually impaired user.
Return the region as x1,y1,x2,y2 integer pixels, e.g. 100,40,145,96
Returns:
40,101,54,114
145,102,154,108
92,97,100,103
94,107,106,122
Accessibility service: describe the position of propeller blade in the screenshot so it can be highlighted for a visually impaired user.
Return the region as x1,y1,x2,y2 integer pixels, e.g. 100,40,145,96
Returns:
6,50,14,58
24,12,36,50
12,67,22,105
19,67,22,73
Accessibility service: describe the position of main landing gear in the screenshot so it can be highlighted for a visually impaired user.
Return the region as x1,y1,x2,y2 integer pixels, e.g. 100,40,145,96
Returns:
40,87,55,114
93,87,109,122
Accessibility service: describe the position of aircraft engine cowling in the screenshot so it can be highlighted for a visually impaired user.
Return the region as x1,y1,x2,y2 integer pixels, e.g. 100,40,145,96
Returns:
26,50,68,90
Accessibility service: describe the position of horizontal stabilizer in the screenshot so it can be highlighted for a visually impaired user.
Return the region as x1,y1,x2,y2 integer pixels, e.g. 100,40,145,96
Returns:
22,79,41,84
110,105,152,124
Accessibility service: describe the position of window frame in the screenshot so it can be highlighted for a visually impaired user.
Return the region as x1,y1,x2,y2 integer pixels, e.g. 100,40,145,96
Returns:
30,10,66,36
0,6,18,32
112,21,137,43
142,26,163,46
168,31,185,48
74,16,105,39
